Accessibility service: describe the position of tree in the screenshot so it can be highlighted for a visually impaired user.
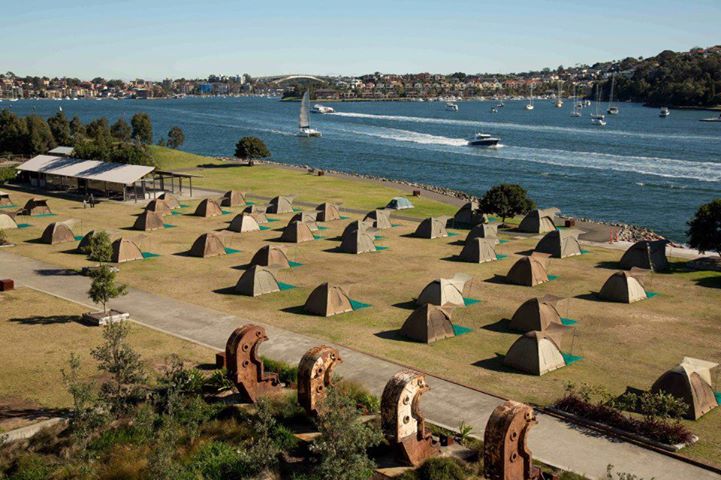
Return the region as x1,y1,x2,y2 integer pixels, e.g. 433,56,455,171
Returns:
110,118,131,141
69,115,85,139
47,111,72,146
0,109,28,154
131,112,153,144
88,264,127,315
25,115,56,154
309,387,383,480
61,353,106,447
479,184,536,224
234,136,270,164
687,198,721,254
110,142,154,166
90,321,146,413
88,230,112,262
166,126,185,149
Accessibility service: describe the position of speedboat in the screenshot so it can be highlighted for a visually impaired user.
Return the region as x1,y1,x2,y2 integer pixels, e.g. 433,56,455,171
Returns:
446,102,459,111
525,103,534,111
297,91,321,137
659,107,670,118
312,104,334,114
607,106,619,115
591,117,607,126
467,133,500,147
700,113,721,122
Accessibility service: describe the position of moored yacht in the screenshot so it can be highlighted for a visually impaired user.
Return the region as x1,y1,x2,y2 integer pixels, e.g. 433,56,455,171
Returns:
446,102,459,111
525,84,535,110
467,133,500,147
659,107,670,118
312,104,334,114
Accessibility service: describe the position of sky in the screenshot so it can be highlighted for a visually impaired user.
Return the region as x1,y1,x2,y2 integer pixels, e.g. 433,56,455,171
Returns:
2,0,720,80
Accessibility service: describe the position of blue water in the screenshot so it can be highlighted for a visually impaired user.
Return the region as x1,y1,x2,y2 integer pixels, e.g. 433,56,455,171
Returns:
6,97,721,241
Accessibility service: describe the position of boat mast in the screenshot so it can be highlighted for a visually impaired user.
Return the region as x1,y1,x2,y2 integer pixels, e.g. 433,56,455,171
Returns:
608,73,615,110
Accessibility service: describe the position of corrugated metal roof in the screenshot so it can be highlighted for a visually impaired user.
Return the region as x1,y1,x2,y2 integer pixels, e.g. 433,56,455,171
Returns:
17,155,155,186
48,146,75,156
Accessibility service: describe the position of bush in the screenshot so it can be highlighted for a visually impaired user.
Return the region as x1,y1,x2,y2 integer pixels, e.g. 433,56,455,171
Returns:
0,166,17,184
203,369,233,393
5,453,54,480
188,441,252,480
0,229,7,245
262,356,298,385
337,379,380,414
416,457,467,480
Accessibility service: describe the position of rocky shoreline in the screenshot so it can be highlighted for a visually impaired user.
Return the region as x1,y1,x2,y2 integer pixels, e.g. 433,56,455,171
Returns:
218,157,670,244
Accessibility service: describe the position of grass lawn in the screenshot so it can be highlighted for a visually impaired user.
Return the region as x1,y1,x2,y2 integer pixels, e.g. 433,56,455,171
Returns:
2,148,720,464
0,287,214,432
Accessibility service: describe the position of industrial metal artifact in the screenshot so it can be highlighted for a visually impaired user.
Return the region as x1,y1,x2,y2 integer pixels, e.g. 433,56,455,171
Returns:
380,370,440,466
297,345,343,416
224,324,281,402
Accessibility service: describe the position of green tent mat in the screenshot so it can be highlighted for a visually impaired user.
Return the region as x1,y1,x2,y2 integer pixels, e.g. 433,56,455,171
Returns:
463,297,481,306
0,204,16,209
278,282,295,291
452,325,473,336
180,204,189,208
496,254,508,260
317,226,329,231
561,317,577,326
499,239,510,244
562,353,583,365
313,235,325,240
32,213,57,218
375,246,390,251
547,274,559,281
715,392,721,404
487,216,498,222
580,249,590,254
221,210,232,215
646,291,659,299
142,252,160,259
391,224,402,228
246,201,255,206
340,216,350,220
259,226,271,231
267,218,280,222
171,210,183,216
288,261,303,268
163,224,176,229
17,223,31,229
224,248,241,255
292,208,302,212
73,235,84,241
350,299,371,311
447,232,459,237
374,235,385,240
556,226,568,230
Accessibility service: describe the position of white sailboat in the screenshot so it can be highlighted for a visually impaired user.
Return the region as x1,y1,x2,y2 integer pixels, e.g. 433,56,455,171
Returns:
570,85,581,117
607,73,619,115
591,84,606,126
555,81,563,108
297,91,321,137
525,83,534,110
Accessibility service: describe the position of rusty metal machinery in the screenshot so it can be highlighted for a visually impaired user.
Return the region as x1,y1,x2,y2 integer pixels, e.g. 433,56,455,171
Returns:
484,400,553,480
224,324,282,403
380,370,440,466
297,345,342,416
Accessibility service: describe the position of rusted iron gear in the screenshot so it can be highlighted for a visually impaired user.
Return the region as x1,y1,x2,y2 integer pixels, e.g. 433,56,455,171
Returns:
224,324,282,403
297,345,343,416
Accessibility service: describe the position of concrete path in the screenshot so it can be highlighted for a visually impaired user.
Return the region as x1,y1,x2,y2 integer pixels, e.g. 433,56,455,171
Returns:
1,251,718,480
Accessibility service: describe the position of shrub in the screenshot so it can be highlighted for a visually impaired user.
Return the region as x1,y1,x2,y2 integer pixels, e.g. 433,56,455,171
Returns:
0,166,16,184
337,379,380,414
416,457,467,480
88,230,112,263
0,229,7,245
203,369,233,393
262,356,298,385
61,353,106,447
5,453,54,480
188,441,251,480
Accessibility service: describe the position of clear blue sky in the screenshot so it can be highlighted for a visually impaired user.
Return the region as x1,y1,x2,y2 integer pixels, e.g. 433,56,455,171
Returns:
2,0,720,79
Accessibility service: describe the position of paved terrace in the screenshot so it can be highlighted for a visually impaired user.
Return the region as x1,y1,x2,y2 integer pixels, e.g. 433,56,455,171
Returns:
1,251,718,480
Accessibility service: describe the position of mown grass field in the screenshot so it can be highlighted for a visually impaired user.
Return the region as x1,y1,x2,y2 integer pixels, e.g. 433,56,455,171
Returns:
1,147,720,463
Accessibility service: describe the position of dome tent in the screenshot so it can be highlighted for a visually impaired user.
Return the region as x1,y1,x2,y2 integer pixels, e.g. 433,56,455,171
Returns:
280,221,315,243
509,296,564,332
363,209,392,229
40,222,75,245
0,213,18,230
158,192,180,209
304,283,353,317
235,266,281,297
413,217,448,239
111,238,144,263
651,357,719,420
619,240,669,272
465,223,498,245
250,245,292,269
76,230,97,253
453,200,486,227
221,190,246,207
21,198,51,216
133,210,164,231
243,204,269,224
289,211,319,231
504,330,567,376
194,198,223,218
386,196,414,210
0,191,13,207
416,273,471,307
599,271,647,303
340,227,376,254
229,213,261,233
189,232,227,258
267,196,294,214
400,304,455,343
459,238,497,263
506,254,550,287
534,229,582,258
316,202,341,222
518,209,556,234
145,199,172,216
343,220,374,238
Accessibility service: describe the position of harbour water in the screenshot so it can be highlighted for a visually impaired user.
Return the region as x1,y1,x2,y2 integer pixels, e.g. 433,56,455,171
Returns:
6,97,721,241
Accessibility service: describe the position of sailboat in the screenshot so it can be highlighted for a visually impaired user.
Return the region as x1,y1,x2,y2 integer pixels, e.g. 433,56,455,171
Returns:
570,85,581,117
591,84,606,126
555,82,563,108
297,91,321,137
607,73,619,115
525,83,534,110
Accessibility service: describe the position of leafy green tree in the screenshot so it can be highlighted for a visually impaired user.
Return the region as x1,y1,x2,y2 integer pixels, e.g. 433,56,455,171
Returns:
61,352,106,447
0,109,28,154
88,230,112,263
479,184,536,224
310,387,383,480
131,112,153,144
90,321,146,413
687,198,721,254
47,111,72,146
234,136,270,163
86,117,113,145
110,118,131,141
69,115,86,139
88,264,127,315
25,115,56,154
110,142,154,166
73,138,111,161
0,166,16,184
167,126,185,149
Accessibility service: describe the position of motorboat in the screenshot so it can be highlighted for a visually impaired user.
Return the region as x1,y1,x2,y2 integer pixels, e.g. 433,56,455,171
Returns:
659,107,670,118
467,133,500,147
591,117,607,126
607,106,619,115
446,102,459,111
700,113,721,122
297,91,321,137
490,107,498,113
312,104,334,114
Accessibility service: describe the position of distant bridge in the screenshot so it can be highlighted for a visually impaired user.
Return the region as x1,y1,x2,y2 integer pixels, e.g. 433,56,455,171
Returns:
255,75,329,85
